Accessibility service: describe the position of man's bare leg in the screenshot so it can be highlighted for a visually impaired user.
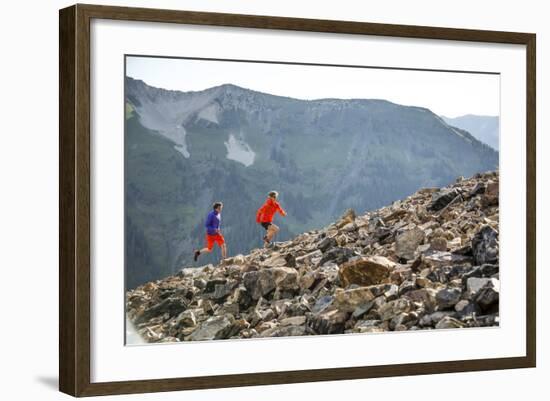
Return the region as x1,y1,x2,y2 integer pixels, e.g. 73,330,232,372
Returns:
194,247,211,261
221,244,227,260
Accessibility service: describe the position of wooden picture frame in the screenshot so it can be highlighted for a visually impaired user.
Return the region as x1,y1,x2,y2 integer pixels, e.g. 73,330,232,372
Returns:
59,3,536,397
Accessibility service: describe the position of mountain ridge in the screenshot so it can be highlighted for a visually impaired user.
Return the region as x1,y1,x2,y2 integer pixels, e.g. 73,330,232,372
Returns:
127,76,461,110
442,114,499,150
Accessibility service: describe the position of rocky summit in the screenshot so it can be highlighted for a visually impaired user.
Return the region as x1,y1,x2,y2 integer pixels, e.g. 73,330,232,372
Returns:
126,171,500,343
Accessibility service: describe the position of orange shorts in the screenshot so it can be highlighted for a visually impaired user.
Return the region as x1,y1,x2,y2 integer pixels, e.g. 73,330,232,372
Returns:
206,233,225,250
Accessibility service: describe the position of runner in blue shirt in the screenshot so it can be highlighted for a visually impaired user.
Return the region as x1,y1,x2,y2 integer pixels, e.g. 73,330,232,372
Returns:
194,202,227,262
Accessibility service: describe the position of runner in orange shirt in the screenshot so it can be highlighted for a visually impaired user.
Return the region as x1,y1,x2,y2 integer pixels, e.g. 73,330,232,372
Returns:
256,191,286,247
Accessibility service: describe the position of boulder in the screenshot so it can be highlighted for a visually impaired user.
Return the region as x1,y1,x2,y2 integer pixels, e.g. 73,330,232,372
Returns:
436,288,462,309
466,277,497,295
188,315,234,341
419,311,457,327
435,316,466,329
455,301,481,317
174,310,197,328
243,267,298,300
339,256,395,287
260,325,306,337
390,312,418,330
385,284,400,300
423,251,472,268
311,295,334,314
222,254,246,265
336,208,356,228
378,299,413,321
351,299,378,318
475,282,500,311
430,237,448,251
243,270,276,300
334,287,375,312
280,316,307,326
454,300,470,313
482,181,499,207
295,250,322,265
308,309,347,334
390,266,414,284
472,225,499,265
260,252,288,267
340,222,357,232
319,247,357,265
462,264,499,281
217,303,239,316
354,320,383,333
428,189,461,212
318,263,340,283
317,237,336,253
135,297,187,324
299,271,316,291
272,267,300,290
204,279,237,301
395,227,425,260
364,283,394,297
469,182,486,197
405,288,438,312
397,279,416,297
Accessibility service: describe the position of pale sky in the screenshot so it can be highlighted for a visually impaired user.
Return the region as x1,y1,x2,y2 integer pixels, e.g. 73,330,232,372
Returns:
126,56,499,118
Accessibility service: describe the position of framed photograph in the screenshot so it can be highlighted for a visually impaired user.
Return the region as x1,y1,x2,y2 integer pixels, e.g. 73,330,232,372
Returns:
59,4,536,397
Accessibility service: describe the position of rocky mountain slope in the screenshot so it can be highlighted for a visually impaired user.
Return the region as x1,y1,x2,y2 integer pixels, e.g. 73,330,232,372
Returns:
126,171,499,342
124,77,499,289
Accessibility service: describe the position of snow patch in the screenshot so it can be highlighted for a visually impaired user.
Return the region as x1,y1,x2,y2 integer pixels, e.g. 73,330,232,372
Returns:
162,126,190,158
197,103,220,124
129,86,222,159
224,134,255,167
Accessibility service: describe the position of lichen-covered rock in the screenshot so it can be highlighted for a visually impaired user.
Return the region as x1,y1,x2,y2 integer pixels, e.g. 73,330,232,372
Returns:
187,315,234,341
395,227,425,261
378,299,413,321
242,267,298,300
308,309,348,334
334,287,375,312
430,237,448,251
260,324,306,338
482,181,499,207
339,256,395,287
472,225,499,265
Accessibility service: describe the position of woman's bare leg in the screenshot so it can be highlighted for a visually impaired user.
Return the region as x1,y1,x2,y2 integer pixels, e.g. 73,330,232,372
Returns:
266,224,279,242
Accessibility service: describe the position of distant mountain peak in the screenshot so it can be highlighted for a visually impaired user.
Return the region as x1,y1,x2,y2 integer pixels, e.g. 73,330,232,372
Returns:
441,114,499,151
